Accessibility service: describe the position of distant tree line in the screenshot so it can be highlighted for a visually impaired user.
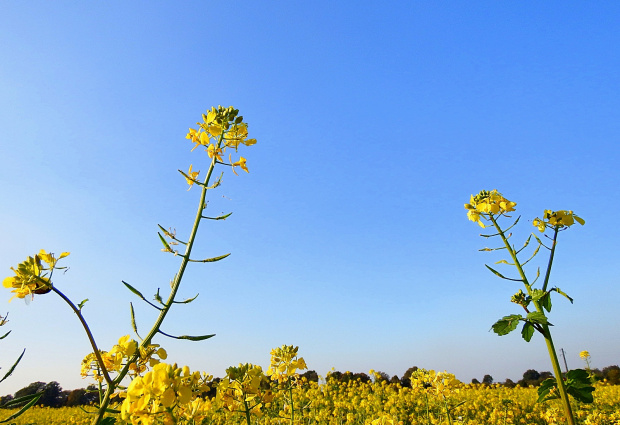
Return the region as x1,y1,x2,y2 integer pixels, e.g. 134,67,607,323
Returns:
307,364,620,388
0,382,98,408
2,365,619,408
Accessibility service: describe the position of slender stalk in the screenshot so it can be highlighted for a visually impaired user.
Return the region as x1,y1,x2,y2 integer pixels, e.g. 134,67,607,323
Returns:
541,228,559,293
489,215,575,425
92,134,226,424
51,287,113,387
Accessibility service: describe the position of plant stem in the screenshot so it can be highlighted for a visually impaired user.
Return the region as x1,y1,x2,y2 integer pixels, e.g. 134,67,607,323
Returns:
490,216,575,425
91,134,225,424
51,287,113,387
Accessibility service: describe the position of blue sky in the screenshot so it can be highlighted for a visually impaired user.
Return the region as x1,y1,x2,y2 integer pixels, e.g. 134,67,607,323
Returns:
1,1,619,394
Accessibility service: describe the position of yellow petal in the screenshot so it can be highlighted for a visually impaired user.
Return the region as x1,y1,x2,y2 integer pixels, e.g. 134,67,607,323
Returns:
3,276,16,288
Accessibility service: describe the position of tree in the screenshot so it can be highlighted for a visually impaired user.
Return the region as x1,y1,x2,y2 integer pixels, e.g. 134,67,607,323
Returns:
300,370,319,383
602,365,620,385
471,378,480,384
14,381,46,405
482,374,493,385
0,394,13,407
401,366,419,388
390,375,401,385
39,381,64,407
503,378,516,388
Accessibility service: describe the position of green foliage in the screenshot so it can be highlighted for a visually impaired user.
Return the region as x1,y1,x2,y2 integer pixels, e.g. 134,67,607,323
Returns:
537,369,595,404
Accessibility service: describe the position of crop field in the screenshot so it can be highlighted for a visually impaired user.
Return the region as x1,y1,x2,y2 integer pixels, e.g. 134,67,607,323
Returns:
3,379,620,425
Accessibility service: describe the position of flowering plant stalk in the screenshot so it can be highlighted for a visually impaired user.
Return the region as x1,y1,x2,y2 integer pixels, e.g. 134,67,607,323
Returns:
266,345,308,425
2,106,256,425
465,190,594,425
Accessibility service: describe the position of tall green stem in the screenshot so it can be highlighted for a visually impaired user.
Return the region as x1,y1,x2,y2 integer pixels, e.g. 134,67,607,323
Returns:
52,287,113,387
489,216,575,425
92,135,225,424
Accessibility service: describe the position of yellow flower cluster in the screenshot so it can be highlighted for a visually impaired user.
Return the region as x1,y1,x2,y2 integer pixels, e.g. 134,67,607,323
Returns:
2,250,69,302
267,344,307,382
532,210,585,232
120,362,211,425
216,363,273,416
184,106,257,189
464,190,517,228
81,335,167,383
5,364,620,424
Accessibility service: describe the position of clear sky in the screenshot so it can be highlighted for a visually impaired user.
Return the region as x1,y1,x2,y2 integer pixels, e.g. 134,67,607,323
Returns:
1,1,619,395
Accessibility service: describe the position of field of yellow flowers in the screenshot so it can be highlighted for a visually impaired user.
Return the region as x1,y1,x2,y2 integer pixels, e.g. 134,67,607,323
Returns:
4,378,620,425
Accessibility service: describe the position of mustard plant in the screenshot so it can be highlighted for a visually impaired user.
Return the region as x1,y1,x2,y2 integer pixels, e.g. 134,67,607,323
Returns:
2,106,257,425
266,345,308,425
465,189,594,425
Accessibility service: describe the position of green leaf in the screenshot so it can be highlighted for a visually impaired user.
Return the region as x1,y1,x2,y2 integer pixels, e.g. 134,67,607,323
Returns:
484,265,522,282
99,418,117,425
531,289,544,302
537,378,559,403
0,330,10,340
491,314,522,336
521,322,535,342
0,391,42,422
0,349,25,384
565,369,595,403
551,287,574,304
541,293,552,313
78,299,89,310
526,311,550,325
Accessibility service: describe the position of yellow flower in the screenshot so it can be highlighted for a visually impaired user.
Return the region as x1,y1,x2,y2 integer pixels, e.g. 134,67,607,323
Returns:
532,210,585,232
207,144,223,162
580,351,591,360
465,190,516,226
231,156,249,175
185,164,200,190
2,252,67,302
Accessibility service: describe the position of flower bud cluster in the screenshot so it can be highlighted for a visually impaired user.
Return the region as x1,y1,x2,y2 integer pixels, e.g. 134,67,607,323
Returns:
2,250,69,302
532,210,585,233
464,190,516,228
267,344,308,383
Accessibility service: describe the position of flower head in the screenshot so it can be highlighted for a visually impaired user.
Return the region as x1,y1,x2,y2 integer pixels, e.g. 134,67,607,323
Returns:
267,345,307,382
464,190,516,227
532,210,585,233
3,251,69,302
580,350,591,360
